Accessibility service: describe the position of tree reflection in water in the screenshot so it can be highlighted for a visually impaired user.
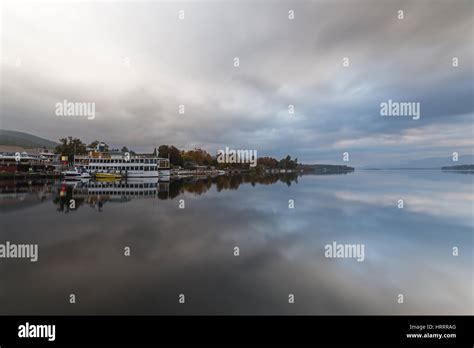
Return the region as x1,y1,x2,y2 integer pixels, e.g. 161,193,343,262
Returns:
1,173,303,213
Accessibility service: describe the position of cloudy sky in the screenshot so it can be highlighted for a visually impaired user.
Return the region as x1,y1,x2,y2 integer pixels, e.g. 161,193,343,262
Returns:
1,0,473,166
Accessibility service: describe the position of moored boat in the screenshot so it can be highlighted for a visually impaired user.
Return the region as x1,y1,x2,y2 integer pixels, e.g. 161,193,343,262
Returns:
84,152,170,178
62,167,91,180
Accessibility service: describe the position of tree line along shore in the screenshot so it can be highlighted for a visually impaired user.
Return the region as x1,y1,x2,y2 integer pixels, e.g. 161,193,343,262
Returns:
0,135,356,177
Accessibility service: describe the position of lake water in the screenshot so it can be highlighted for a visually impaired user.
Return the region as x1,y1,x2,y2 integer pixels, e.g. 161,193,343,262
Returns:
0,170,472,315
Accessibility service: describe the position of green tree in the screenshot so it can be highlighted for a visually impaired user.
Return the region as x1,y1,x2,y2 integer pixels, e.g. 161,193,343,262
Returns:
158,145,169,158
257,156,278,169
158,145,183,166
169,146,183,166
55,137,87,161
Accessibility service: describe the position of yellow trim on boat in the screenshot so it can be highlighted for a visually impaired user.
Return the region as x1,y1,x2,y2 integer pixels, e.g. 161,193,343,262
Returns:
94,173,122,180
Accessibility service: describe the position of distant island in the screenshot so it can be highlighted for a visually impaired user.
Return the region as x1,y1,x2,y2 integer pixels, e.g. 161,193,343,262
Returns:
298,164,354,174
441,164,474,172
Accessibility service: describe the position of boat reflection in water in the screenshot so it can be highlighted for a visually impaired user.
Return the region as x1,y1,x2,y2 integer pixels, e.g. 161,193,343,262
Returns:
55,177,171,212
55,173,300,212
2,170,471,315
0,173,301,213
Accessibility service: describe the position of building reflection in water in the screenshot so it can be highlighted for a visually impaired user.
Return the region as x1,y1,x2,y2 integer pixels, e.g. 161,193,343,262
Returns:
0,173,301,213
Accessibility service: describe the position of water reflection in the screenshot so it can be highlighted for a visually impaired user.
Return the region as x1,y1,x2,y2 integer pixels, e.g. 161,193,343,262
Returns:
0,179,53,213
0,170,472,315
1,173,301,213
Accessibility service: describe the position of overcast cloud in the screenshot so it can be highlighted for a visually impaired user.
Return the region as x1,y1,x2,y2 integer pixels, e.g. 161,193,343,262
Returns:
1,0,473,166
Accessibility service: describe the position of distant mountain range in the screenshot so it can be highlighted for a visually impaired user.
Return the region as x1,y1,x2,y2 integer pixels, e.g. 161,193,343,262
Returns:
0,130,57,149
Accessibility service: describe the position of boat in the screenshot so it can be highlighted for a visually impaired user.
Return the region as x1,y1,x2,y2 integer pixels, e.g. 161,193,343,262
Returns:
94,172,122,180
62,167,92,180
84,152,170,178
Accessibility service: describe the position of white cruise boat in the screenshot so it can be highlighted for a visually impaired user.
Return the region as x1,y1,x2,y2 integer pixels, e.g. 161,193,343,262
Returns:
83,152,170,178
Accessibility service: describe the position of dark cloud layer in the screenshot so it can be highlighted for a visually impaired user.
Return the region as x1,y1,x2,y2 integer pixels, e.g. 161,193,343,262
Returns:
1,0,473,166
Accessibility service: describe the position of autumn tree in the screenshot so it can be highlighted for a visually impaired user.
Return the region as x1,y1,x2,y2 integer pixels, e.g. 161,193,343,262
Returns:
182,148,212,166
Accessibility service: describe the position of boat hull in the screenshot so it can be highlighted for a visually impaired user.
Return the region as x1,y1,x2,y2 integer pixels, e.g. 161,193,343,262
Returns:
63,176,82,180
114,170,171,178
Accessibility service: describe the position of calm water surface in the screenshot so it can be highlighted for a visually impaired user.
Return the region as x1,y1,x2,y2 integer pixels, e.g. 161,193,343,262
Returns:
0,170,472,315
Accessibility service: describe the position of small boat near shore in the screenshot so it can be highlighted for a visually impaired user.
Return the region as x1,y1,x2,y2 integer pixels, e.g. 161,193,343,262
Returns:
171,169,228,178
62,168,92,180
